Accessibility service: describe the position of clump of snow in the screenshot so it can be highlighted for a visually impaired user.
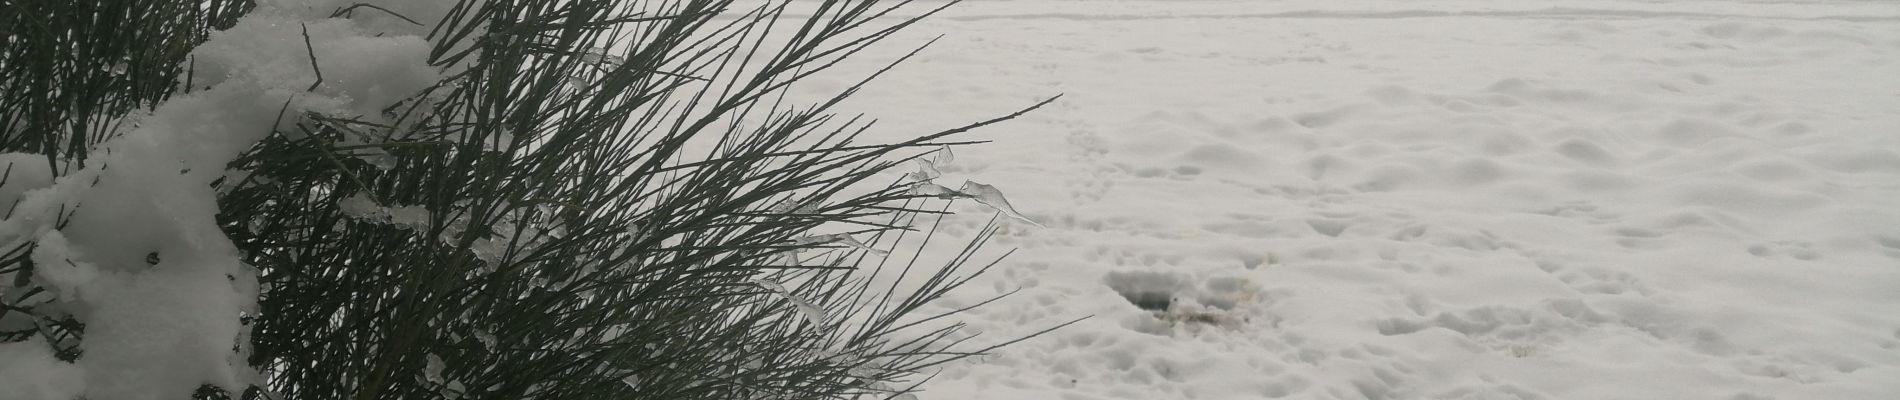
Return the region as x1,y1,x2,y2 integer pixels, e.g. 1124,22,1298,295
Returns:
473,330,498,352
423,354,446,379
422,353,459,398
338,193,432,229
0,0,457,398
0,153,55,215
27,231,99,302
0,337,85,400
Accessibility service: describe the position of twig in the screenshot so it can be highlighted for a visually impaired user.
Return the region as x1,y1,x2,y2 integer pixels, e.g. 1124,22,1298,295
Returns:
331,3,424,26
301,23,323,91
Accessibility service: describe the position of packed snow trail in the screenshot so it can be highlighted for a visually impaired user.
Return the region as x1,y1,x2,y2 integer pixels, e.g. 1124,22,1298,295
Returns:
792,1,1900,399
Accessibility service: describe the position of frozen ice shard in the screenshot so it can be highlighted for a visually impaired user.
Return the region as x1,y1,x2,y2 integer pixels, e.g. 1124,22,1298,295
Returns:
959,181,1044,228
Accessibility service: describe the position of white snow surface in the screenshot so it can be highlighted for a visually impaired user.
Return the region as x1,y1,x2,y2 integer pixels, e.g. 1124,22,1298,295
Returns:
789,0,1900,399
1,0,1893,399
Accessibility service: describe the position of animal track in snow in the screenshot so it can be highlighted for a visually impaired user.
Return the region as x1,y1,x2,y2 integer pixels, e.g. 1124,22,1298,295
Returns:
1375,299,1616,356
1875,235,1900,259
1064,124,1115,204
1746,240,1820,261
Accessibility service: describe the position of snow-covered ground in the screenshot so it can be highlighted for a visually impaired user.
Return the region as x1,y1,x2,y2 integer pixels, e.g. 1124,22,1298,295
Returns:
802,1,1900,399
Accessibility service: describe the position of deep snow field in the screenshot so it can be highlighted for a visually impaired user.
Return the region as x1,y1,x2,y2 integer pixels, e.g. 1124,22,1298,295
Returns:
794,1,1900,399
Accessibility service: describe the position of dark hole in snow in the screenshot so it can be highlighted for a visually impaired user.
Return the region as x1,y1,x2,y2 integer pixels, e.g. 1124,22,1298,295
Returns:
1102,270,1187,313
146,252,160,266
1122,291,1173,311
